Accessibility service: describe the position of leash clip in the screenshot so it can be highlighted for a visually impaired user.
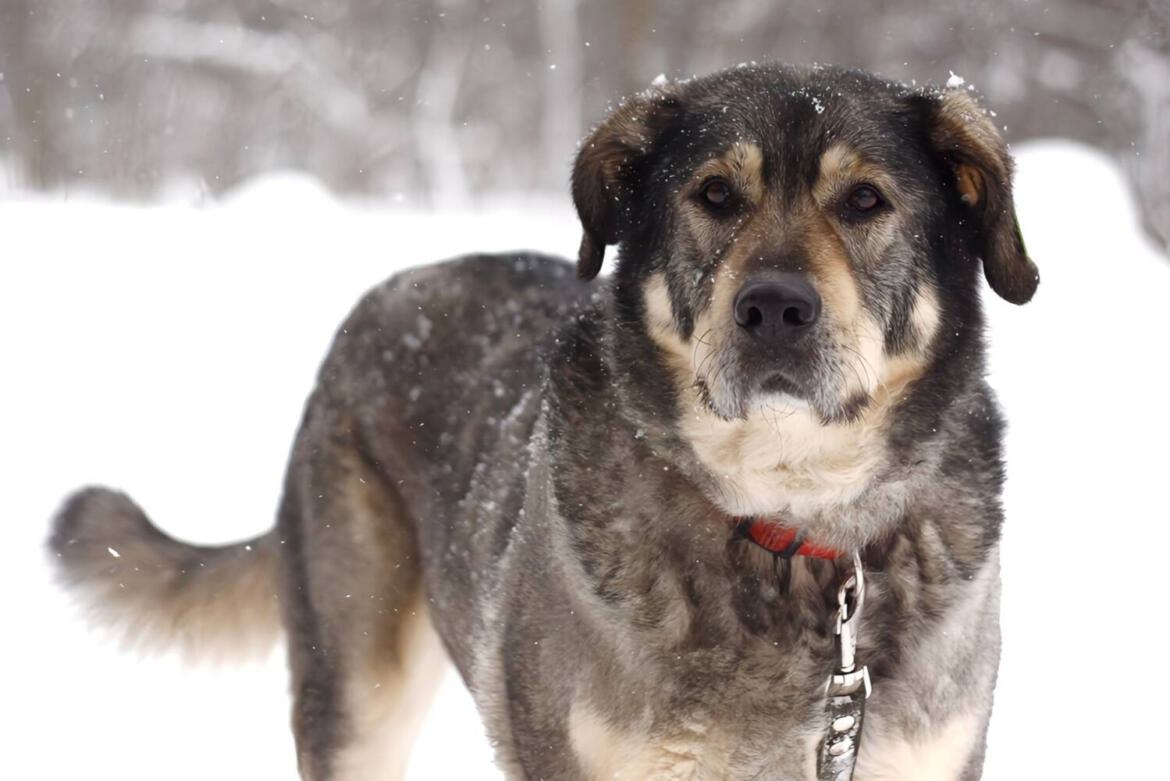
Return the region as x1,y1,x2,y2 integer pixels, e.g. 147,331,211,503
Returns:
818,552,870,781
828,552,870,698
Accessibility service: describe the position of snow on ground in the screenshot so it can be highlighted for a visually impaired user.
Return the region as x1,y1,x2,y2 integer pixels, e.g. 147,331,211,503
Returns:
1,141,1167,779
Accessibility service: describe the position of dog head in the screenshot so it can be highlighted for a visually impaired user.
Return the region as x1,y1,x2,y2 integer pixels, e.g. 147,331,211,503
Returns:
571,64,1037,522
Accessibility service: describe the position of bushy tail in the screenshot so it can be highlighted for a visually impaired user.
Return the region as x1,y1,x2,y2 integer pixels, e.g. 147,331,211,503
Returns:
48,487,282,662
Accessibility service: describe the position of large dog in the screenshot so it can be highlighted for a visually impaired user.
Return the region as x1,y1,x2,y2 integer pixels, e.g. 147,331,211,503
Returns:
51,63,1037,780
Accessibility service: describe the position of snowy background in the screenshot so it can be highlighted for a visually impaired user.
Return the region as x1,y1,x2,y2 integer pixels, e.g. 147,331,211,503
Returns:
3,141,1169,779
2,0,1168,248
2,1,1169,779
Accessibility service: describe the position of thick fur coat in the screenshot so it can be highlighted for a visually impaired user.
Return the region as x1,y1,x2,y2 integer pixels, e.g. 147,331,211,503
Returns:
51,64,1036,780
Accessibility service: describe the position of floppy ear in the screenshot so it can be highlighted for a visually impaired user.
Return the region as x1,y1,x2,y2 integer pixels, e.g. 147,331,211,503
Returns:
571,83,681,280
927,89,1039,304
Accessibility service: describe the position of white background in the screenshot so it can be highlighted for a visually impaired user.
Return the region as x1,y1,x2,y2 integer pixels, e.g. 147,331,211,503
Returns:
2,141,1168,778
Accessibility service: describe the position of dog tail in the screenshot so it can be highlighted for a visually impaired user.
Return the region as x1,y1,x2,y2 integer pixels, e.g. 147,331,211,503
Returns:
48,486,282,662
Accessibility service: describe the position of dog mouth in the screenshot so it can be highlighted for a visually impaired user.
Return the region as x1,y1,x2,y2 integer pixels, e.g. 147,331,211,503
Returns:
759,372,808,400
694,359,826,421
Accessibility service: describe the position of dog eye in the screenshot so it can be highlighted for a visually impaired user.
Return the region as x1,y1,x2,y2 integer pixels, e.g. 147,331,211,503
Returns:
700,179,733,210
845,184,883,214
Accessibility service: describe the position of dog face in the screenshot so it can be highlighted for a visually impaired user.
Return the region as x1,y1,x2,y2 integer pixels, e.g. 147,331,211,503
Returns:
574,65,1036,422
572,64,1038,520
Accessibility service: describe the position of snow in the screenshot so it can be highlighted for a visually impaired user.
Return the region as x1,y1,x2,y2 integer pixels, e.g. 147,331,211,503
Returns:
2,141,1167,779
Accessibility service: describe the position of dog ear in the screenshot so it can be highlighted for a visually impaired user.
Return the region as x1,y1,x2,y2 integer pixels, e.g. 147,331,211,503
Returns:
571,82,681,280
927,89,1039,304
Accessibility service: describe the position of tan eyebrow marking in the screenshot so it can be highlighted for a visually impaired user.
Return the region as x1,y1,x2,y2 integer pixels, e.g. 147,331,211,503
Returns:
815,143,898,206
692,141,765,203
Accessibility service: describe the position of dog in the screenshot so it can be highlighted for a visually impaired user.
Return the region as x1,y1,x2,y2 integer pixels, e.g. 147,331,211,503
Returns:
50,63,1037,780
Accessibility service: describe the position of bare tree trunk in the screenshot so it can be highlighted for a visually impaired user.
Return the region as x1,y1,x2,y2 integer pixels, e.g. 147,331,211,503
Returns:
412,0,476,208
0,0,60,190
538,0,584,182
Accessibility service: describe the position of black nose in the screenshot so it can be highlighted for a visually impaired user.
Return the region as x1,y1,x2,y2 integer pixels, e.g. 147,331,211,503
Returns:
733,275,821,334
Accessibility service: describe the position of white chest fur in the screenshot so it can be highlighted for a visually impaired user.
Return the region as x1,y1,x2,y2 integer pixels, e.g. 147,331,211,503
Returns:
854,712,980,781
679,394,890,520
568,700,979,780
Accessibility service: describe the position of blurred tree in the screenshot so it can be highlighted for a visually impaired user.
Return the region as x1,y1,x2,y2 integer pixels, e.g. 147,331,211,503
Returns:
0,0,1166,251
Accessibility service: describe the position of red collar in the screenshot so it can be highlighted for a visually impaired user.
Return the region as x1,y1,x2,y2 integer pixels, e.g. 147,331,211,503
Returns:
735,518,843,561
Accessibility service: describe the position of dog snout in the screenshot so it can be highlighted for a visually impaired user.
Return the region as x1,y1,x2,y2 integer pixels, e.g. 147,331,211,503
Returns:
732,274,821,337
